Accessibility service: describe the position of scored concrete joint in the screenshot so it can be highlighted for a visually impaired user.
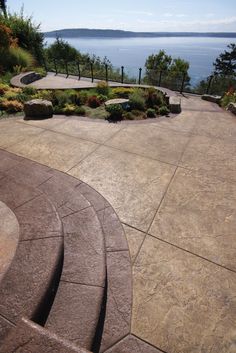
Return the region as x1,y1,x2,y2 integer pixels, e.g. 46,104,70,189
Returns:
169,96,181,113
24,99,53,120
202,94,221,104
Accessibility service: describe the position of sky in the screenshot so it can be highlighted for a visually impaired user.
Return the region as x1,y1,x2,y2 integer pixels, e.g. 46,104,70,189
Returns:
6,0,236,32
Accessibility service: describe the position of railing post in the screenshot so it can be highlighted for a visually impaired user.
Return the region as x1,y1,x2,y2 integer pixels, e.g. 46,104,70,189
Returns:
53,59,58,75
105,64,108,82
65,61,69,78
206,75,214,94
90,62,94,83
138,68,142,85
180,72,186,94
42,57,47,72
121,66,124,84
77,61,81,80
158,71,162,87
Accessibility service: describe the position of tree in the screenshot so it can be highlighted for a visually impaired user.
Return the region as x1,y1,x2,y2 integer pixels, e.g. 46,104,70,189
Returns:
169,58,191,86
144,50,190,89
0,0,7,18
213,43,236,76
145,50,172,85
45,37,78,62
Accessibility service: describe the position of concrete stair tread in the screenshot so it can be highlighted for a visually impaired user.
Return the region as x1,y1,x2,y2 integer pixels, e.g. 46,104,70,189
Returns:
0,149,134,353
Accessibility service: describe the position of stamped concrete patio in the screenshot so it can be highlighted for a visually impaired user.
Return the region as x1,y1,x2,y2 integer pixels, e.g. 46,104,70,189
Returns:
1,93,236,353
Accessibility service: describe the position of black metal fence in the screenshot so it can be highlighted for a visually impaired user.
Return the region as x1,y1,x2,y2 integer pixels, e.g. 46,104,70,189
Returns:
43,58,236,96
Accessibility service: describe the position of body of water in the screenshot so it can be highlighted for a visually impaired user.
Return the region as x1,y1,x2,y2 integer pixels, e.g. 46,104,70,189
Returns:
45,36,234,85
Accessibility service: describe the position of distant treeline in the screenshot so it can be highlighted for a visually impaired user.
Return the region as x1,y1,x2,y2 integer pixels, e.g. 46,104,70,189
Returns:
43,28,236,39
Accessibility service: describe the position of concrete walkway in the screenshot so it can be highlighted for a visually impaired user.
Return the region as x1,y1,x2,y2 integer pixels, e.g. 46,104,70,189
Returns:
0,94,236,353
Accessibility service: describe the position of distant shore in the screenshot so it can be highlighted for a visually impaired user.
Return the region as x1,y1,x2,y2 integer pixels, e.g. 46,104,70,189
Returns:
43,28,236,39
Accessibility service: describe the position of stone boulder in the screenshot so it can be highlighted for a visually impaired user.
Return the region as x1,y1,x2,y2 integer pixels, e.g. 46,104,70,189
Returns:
202,94,221,104
105,98,130,110
227,102,236,115
169,97,181,114
24,99,53,120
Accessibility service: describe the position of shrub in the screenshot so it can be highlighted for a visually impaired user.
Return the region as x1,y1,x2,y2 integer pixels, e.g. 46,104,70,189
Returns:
35,89,56,103
123,111,135,120
105,104,123,121
159,105,170,116
146,108,156,118
53,90,71,107
78,90,88,105
34,67,47,77
0,83,10,95
97,94,108,103
0,12,44,62
14,92,29,103
221,89,236,108
4,47,35,70
62,103,77,115
129,90,146,111
96,81,110,96
22,86,37,96
112,87,135,98
87,95,101,108
145,87,164,108
0,99,23,113
75,106,86,116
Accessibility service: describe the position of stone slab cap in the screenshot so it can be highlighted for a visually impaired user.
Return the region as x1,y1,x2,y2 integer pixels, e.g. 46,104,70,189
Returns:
202,94,221,104
169,96,181,113
105,98,130,110
0,317,90,353
24,99,53,119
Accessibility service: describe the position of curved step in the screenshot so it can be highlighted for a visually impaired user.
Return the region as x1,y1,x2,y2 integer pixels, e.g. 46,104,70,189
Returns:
0,173,63,340
0,149,133,353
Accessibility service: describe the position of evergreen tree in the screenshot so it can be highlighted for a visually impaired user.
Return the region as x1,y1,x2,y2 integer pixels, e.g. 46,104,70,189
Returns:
213,43,236,76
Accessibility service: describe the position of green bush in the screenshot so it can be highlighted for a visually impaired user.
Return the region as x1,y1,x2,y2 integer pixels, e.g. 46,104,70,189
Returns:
22,86,37,96
129,90,146,111
0,12,44,62
112,87,135,98
97,94,108,103
146,108,156,118
5,47,34,70
62,103,77,115
0,83,10,95
87,95,101,108
159,105,170,116
78,90,88,105
96,81,110,96
145,87,164,108
75,106,86,115
221,90,236,108
105,104,123,120
34,67,47,77
123,111,135,120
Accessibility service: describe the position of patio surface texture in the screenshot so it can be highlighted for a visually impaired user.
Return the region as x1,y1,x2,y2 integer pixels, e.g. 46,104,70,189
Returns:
0,83,236,353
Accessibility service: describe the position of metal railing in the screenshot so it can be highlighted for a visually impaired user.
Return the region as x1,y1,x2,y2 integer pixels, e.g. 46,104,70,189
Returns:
43,58,236,96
